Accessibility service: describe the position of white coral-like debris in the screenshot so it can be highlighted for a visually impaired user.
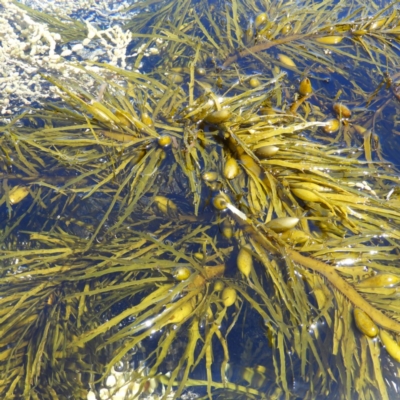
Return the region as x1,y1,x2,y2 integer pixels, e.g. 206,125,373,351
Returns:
97,25,132,68
0,0,137,115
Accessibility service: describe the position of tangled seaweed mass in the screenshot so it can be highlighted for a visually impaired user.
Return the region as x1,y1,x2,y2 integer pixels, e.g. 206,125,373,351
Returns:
3,0,400,399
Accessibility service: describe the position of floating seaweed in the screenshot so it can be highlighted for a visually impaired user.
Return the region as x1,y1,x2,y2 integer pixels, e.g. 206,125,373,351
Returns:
2,0,400,399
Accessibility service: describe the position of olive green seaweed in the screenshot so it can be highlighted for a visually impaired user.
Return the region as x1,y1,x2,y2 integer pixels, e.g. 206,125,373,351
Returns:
2,0,400,399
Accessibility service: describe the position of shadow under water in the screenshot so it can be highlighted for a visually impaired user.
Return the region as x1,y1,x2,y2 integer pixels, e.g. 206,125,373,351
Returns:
2,0,400,399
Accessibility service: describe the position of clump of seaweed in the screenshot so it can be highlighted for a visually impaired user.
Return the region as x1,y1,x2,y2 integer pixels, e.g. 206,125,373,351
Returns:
2,0,400,399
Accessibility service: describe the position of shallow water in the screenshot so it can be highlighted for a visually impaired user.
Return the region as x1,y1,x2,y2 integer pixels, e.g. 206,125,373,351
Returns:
2,1,400,399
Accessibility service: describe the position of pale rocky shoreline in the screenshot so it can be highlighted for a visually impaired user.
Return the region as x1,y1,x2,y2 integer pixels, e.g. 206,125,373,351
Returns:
0,0,140,116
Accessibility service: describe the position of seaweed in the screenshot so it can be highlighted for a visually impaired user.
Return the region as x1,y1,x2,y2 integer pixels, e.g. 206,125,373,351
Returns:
2,0,400,399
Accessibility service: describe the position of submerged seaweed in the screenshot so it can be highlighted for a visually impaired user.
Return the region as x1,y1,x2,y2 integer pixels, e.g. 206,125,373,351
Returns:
2,0,400,399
